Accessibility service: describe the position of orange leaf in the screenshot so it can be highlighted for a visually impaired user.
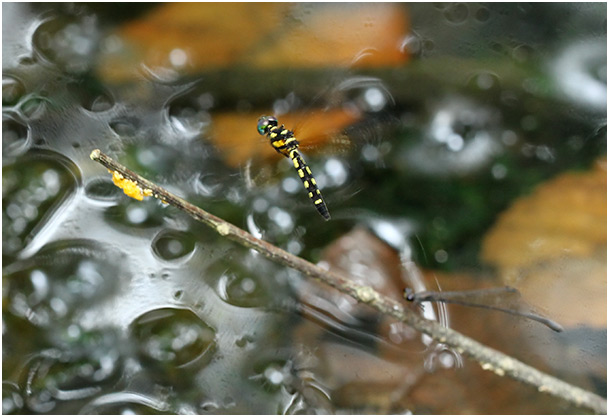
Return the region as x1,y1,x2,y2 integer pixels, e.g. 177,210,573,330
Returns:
98,3,410,82
246,4,410,68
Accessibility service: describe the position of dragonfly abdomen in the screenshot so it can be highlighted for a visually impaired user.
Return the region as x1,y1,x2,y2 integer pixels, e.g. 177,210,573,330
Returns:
289,149,330,220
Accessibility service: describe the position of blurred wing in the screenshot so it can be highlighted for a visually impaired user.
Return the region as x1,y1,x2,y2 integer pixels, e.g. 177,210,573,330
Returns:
210,109,360,168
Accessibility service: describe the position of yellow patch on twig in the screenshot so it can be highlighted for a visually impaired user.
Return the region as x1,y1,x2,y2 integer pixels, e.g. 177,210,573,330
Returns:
111,170,147,201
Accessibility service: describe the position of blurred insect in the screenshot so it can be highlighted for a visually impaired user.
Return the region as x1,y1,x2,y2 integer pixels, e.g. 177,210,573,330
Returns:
404,286,563,332
257,115,330,220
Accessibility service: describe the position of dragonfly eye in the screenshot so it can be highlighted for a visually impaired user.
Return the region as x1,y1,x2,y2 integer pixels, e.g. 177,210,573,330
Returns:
257,116,278,135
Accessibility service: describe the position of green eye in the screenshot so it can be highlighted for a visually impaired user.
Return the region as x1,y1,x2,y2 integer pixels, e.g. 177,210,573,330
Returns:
257,116,277,135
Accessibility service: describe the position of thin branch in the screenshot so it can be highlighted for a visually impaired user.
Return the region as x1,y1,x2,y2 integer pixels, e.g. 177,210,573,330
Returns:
90,149,607,414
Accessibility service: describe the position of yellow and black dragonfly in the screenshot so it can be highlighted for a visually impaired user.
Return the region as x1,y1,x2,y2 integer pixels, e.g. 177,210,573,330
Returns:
256,115,331,220
211,109,360,220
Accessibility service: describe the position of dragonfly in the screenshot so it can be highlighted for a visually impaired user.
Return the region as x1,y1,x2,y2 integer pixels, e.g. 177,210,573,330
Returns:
257,115,331,220
404,286,564,332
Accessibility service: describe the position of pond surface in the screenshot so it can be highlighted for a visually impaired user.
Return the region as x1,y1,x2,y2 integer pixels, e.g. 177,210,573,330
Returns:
2,3,606,414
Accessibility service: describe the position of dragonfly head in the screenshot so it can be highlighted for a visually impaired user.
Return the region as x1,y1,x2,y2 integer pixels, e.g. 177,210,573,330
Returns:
257,115,278,135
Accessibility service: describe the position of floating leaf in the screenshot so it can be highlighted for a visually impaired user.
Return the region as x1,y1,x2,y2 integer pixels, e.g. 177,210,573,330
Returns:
98,3,409,82
481,158,606,327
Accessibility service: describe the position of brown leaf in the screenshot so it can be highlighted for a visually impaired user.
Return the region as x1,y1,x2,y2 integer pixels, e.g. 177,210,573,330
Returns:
246,4,410,69
481,158,607,327
98,4,410,82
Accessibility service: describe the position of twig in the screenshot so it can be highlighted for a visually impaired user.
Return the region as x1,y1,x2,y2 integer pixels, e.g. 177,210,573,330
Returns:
90,149,607,414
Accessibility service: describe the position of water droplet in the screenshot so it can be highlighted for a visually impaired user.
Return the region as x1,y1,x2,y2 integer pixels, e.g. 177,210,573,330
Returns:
18,94,48,120
109,117,139,137
131,308,216,368
443,3,469,24
491,163,508,180
166,93,212,140
268,207,294,232
212,261,271,308
67,80,114,112
84,177,123,202
474,6,490,22
169,48,188,68
32,15,99,74
4,240,124,326
363,87,386,111
2,382,24,414
2,150,78,258
434,249,448,263
3,75,26,105
152,230,196,261
2,114,30,157
250,360,291,393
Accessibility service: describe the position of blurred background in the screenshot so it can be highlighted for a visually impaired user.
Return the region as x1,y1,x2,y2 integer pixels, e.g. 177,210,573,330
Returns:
2,3,606,414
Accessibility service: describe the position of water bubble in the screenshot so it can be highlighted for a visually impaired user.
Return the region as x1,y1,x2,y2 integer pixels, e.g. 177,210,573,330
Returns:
434,249,448,263
361,144,380,162
512,44,535,62
2,382,24,414
167,93,212,140
286,240,302,255
216,268,269,308
252,197,269,213
268,207,294,232
250,360,292,393
363,87,386,111
2,151,78,258
126,205,148,224
109,118,138,137
324,158,347,185
67,80,114,113
32,15,100,74
84,177,123,202
474,72,497,90
169,48,188,68
443,3,469,24
282,176,300,194
131,308,216,368
501,130,518,146
520,115,538,131
552,39,606,111
3,75,26,105
18,94,49,120
151,230,196,261
446,133,464,152
2,114,30,156
400,33,422,56
474,6,490,22
491,163,508,179
4,240,123,326
405,97,503,176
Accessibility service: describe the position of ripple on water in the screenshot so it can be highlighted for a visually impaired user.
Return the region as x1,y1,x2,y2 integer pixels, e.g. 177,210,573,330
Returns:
15,326,124,414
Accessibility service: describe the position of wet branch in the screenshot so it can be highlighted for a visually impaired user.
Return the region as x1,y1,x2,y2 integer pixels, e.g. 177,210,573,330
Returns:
90,149,606,414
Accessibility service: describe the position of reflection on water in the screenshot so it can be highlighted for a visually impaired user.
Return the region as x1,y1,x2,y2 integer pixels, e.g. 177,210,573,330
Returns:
2,2,605,414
